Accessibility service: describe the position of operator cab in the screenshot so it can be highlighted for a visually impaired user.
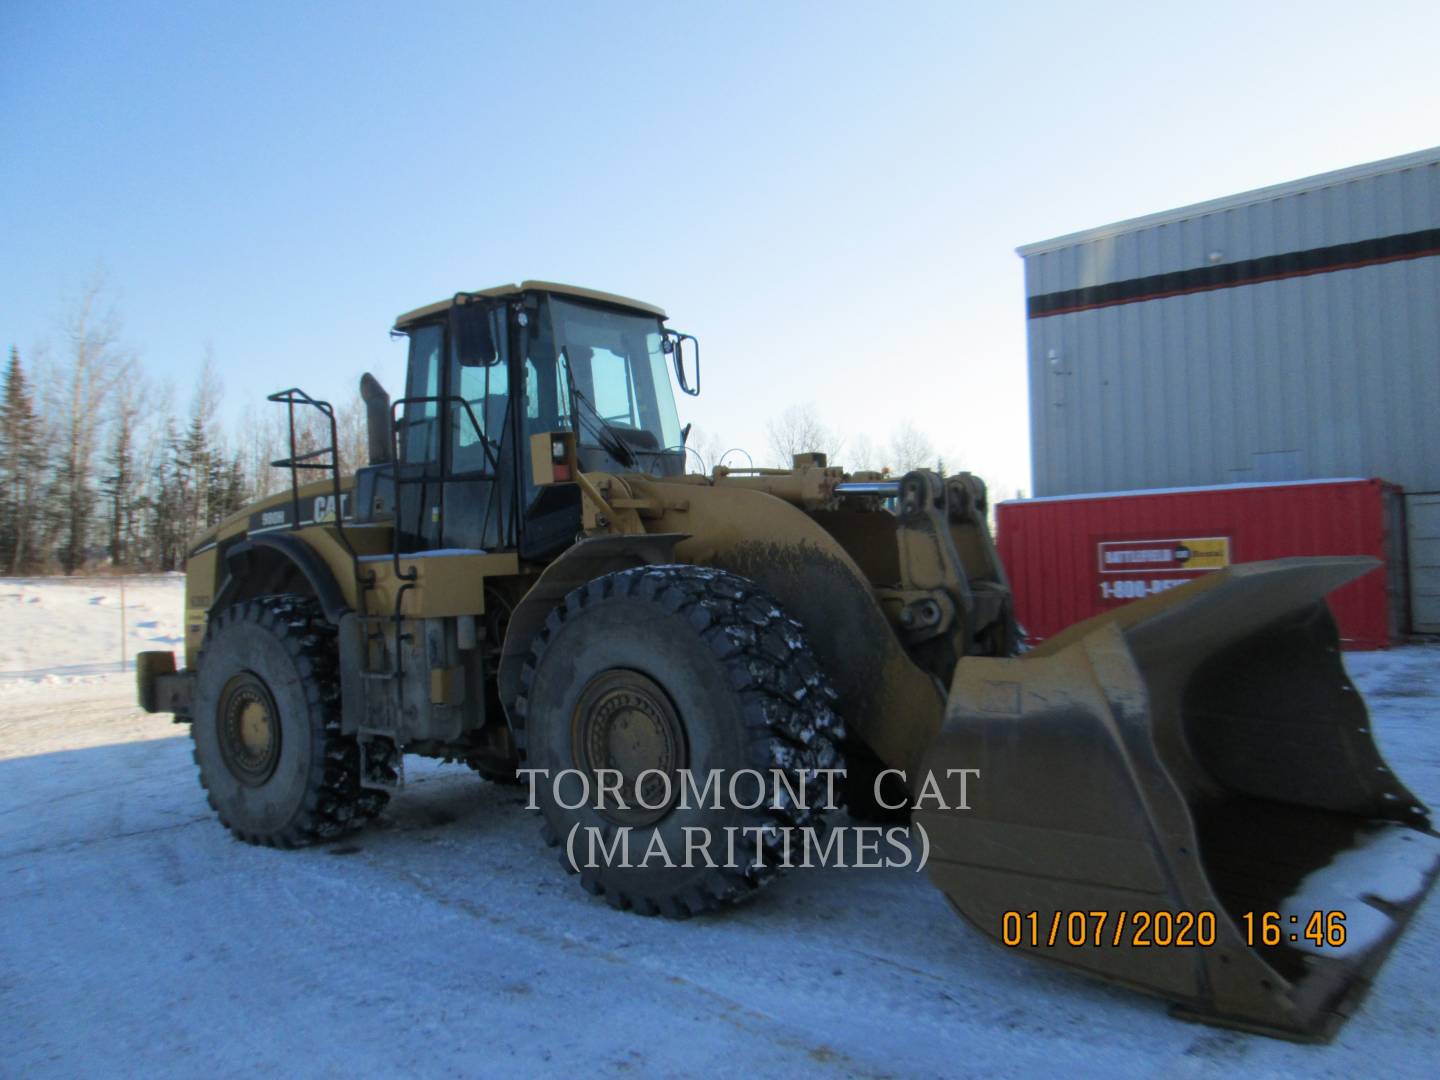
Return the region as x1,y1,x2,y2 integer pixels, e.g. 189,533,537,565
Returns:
354,282,699,562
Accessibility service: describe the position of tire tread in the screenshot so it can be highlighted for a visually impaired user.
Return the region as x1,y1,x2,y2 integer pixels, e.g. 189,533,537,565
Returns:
512,565,845,917
192,595,389,847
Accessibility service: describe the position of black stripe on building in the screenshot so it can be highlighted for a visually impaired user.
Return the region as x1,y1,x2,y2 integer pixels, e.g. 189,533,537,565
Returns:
1027,226,1440,319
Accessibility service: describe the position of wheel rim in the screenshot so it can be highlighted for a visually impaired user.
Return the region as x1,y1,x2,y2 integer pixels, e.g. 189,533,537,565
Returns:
217,672,282,787
571,669,687,826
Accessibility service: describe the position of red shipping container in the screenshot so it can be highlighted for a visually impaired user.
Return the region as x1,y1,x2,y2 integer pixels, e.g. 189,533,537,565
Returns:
995,478,1405,651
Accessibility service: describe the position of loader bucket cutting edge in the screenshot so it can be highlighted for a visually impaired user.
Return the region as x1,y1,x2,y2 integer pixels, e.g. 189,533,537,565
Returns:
914,557,1440,1041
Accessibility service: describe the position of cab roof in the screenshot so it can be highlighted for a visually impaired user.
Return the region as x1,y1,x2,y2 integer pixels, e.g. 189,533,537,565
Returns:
393,280,667,330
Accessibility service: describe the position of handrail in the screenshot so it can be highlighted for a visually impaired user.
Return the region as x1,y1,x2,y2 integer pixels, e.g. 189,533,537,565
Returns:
384,393,501,582
264,387,360,570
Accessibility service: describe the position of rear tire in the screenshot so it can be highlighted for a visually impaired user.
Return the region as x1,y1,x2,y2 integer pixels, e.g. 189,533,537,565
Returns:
191,596,388,847
513,565,845,917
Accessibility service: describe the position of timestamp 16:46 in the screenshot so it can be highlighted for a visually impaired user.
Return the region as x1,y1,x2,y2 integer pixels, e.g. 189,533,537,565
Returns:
1243,910,1347,948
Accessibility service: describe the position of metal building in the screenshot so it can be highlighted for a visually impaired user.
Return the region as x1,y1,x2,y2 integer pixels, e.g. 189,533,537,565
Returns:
1017,146,1440,632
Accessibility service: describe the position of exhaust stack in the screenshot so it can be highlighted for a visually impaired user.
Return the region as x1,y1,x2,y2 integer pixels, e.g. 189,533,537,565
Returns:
359,373,392,466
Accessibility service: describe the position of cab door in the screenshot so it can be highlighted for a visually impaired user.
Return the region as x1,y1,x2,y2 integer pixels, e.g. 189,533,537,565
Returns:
441,304,515,551
394,322,446,551
515,320,582,561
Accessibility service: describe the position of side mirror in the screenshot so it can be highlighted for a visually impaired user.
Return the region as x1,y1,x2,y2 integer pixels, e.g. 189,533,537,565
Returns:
664,330,701,396
453,300,498,367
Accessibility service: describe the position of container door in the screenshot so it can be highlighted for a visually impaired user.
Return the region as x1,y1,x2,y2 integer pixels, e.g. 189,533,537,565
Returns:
1406,492,1440,633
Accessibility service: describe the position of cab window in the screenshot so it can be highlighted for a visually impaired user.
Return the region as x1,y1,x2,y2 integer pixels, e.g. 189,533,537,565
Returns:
588,347,638,425
451,362,507,474
401,324,443,464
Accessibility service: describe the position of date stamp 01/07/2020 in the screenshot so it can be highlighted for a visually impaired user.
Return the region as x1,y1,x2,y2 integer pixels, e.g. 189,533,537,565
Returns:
1001,909,1349,950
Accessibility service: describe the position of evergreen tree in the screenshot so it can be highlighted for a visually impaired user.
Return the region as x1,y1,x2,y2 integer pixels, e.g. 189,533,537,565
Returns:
178,412,208,539
102,380,142,567
148,415,185,570
212,450,248,524
164,417,196,568
180,353,222,540
129,398,171,570
203,433,238,528
0,347,47,573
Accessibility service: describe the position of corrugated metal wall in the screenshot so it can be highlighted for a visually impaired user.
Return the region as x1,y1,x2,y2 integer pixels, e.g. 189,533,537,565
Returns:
1020,149,1440,499
995,479,1401,649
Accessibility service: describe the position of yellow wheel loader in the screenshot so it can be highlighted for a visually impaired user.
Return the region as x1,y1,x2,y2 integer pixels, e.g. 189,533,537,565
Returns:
137,281,1438,1041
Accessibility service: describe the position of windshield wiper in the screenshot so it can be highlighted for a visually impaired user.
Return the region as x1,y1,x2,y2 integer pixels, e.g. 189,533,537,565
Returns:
559,349,637,468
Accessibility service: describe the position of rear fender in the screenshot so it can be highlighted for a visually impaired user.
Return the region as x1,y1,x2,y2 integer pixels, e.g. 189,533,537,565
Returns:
215,532,350,623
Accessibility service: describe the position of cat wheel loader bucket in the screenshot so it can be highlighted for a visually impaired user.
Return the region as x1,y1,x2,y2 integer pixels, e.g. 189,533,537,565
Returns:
915,556,1440,1041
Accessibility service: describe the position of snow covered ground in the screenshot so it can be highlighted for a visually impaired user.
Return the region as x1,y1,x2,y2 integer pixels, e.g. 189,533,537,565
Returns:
2,575,1437,1078
0,574,186,688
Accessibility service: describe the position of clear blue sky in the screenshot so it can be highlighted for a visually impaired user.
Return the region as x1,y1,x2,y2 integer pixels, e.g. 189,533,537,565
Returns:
3,0,1437,496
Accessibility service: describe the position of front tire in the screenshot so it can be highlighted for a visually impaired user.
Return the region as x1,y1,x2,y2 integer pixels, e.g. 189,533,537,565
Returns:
191,596,387,847
513,565,845,917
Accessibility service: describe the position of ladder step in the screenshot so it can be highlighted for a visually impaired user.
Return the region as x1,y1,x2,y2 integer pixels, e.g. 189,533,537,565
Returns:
357,733,402,792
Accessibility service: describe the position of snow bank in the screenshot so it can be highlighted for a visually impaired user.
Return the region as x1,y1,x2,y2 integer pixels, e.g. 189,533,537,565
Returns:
0,574,185,695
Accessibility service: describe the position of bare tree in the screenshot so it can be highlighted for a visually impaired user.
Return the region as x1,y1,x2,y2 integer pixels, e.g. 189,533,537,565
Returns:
765,402,843,467
846,432,879,473
244,397,334,501
336,385,369,474
682,425,727,474
237,403,278,500
225,382,349,507
886,420,938,474
52,282,134,573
